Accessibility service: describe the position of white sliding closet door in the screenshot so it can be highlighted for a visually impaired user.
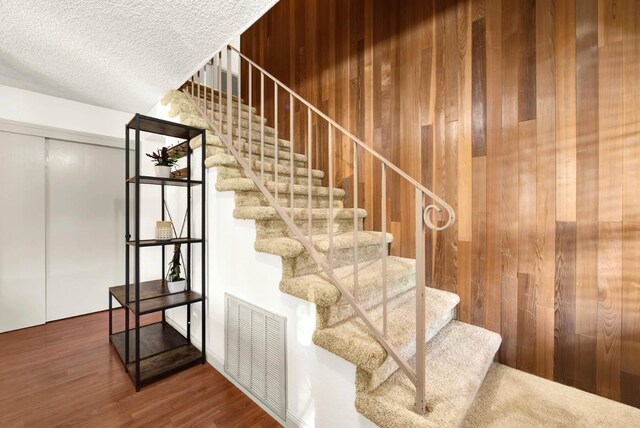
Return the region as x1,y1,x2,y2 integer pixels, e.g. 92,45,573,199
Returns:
46,139,124,321
0,132,46,333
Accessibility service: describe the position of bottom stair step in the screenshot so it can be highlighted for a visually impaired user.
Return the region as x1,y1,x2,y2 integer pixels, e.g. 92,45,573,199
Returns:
355,320,501,428
312,287,459,374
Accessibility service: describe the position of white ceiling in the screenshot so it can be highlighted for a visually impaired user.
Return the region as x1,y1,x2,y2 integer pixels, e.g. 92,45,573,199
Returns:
0,0,276,112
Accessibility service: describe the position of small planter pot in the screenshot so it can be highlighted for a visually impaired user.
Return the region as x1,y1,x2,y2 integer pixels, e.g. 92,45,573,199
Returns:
155,165,172,178
167,279,186,293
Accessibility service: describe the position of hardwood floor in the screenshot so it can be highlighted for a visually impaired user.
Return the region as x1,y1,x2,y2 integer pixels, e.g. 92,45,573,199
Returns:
0,311,280,428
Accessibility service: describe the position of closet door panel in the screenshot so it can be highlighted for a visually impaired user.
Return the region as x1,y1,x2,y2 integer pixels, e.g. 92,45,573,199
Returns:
0,131,46,333
46,139,124,321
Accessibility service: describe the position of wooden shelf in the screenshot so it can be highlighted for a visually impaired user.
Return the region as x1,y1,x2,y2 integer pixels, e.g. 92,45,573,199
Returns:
127,114,203,140
127,176,202,187
126,237,203,247
110,322,202,386
110,280,203,315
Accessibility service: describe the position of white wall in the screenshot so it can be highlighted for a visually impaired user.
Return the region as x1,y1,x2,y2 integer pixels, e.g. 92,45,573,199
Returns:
165,160,377,428
0,84,132,140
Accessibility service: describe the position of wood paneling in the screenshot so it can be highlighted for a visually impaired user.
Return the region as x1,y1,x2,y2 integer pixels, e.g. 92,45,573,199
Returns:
241,0,640,407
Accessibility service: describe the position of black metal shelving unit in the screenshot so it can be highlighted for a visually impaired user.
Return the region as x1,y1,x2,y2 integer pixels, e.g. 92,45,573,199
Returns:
108,114,206,390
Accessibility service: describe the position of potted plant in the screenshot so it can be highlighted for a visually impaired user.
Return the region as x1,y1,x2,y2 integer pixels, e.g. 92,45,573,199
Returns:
146,147,178,178
166,244,186,293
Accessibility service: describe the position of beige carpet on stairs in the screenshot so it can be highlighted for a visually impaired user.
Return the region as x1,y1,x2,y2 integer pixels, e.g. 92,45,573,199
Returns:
162,88,640,428
464,363,640,427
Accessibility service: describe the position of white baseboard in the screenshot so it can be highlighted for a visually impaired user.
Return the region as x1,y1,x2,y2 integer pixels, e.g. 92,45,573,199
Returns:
165,317,302,427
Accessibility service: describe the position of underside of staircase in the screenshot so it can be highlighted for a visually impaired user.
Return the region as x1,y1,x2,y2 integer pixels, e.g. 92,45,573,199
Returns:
161,88,502,428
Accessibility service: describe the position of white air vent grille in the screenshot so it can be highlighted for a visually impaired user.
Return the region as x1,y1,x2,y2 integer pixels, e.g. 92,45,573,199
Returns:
225,294,287,420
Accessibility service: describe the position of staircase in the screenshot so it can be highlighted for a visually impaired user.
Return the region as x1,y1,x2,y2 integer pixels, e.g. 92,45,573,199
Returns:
162,45,502,427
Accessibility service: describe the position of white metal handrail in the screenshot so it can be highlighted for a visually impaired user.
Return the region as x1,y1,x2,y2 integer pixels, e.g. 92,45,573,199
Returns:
181,45,456,414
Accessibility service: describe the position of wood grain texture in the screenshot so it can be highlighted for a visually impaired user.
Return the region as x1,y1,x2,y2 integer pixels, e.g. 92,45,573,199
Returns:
241,0,640,407
471,17,487,157
554,221,577,386
535,0,556,380
518,0,537,121
0,312,279,427
596,221,622,400
555,0,577,221
575,0,599,340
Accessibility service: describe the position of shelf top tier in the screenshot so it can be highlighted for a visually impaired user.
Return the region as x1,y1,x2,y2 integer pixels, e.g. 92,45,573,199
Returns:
127,114,203,140
127,176,202,187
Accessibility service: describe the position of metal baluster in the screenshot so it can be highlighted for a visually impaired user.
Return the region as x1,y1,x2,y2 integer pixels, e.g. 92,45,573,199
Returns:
415,189,426,415
289,93,294,219
328,123,334,270
307,109,313,242
212,57,216,128
260,73,265,183
197,70,201,108
226,48,232,150
274,82,279,201
381,164,388,338
218,52,222,132
203,65,207,125
237,55,242,158
248,64,253,169
353,141,359,302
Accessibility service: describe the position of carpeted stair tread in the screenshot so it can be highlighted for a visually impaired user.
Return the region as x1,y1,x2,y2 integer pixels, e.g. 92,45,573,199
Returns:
280,256,413,307
313,287,459,373
254,231,390,259
233,206,367,221
355,321,502,428
216,177,343,199
182,115,297,155
205,153,324,179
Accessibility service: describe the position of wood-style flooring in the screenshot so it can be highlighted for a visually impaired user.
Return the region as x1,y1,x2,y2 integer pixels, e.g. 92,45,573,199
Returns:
0,311,280,428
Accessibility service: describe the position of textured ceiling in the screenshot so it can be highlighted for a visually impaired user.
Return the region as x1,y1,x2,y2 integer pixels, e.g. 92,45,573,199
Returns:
0,0,277,112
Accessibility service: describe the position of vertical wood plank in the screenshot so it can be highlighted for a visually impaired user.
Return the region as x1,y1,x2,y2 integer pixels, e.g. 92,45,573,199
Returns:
518,120,537,275
535,0,556,380
556,0,577,222
555,221,577,386
518,0,537,121
596,221,622,400
517,272,537,373
500,0,520,366
472,17,487,157
598,0,623,47
598,42,624,222
575,0,599,342
472,156,487,326
622,0,640,223
621,223,640,377
484,0,503,335
458,0,473,243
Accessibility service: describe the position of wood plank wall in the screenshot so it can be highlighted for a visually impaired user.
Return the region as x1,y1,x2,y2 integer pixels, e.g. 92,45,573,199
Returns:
241,0,640,407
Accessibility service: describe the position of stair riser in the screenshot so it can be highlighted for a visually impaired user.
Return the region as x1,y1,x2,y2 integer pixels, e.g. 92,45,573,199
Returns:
280,243,387,279
254,218,364,240
210,111,275,135
357,305,457,393
234,192,343,209
217,165,324,187
170,99,258,123
189,93,256,114
315,272,416,329
224,126,292,152
207,147,306,169
233,143,306,165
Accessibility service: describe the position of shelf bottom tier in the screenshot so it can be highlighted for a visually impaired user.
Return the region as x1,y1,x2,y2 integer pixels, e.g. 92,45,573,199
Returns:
110,322,203,386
